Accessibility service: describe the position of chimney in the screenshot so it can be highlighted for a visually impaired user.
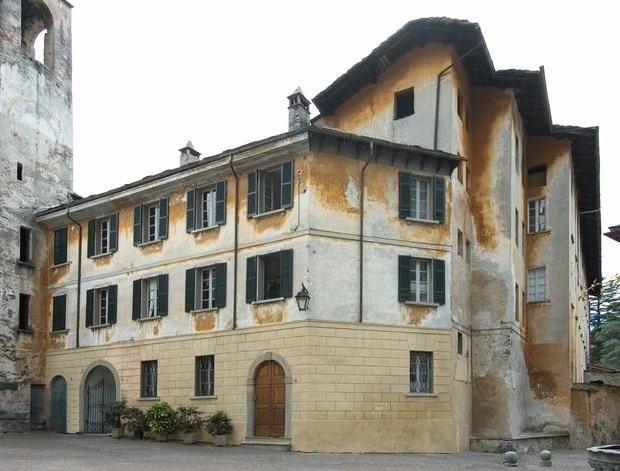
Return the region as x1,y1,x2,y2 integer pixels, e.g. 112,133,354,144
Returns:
287,87,311,131
179,140,201,166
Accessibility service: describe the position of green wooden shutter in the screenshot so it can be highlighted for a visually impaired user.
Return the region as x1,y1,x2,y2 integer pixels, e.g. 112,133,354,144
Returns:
433,259,446,305
281,161,293,209
186,189,196,232
109,214,118,252
108,285,118,324
132,280,142,320
157,274,168,316
214,263,227,308
158,198,169,239
215,180,227,225
398,255,411,301
86,289,94,327
52,295,66,331
185,268,196,312
280,249,293,298
87,219,95,257
133,205,143,245
399,173,411,219
433,177,445,223
247,171,257,217
246,256,257,303
54,228,68,265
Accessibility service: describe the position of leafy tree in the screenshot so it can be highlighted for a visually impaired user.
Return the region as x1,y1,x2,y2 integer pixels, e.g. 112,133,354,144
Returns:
590,274,620,367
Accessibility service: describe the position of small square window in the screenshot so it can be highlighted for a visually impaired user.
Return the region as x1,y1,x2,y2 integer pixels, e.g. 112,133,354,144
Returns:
394,88,414,120
195,355,215,397
141,360,158,398
410,351,433,393
248,163,293,217
398,256,445,305
246,250,293,303
135,199,169,244
528,165,547,188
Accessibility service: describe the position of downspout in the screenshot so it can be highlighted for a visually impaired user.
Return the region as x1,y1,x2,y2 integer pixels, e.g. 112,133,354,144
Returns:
228,156,239,330
66,205,82,349
433,41,484,150
359,142,375,323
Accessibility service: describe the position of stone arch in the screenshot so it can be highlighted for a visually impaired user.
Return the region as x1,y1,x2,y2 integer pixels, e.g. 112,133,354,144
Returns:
79,360,121,433
21,0,53,66
246,352,293,439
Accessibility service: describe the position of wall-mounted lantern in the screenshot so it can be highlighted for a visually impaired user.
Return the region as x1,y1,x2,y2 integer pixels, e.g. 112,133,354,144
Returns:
295,283,310,311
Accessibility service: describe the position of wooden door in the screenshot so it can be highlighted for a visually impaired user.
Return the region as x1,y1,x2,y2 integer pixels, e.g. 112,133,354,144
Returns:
254,360,285,437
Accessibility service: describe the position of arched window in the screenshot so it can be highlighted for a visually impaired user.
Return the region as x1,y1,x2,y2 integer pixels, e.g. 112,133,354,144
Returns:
21,0,54,67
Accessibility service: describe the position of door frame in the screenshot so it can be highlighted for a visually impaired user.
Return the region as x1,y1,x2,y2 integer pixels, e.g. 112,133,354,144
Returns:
50,375,67,433
246,352,292,439
79,360,121,433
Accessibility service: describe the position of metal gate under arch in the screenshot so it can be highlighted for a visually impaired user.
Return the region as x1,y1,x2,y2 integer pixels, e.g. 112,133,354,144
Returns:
50,376,67,433
84,366,116,434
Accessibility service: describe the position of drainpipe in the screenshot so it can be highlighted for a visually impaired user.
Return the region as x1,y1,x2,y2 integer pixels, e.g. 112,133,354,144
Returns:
228,156,239,330
433,41,484,150
359,142,375,322
66,204,82,349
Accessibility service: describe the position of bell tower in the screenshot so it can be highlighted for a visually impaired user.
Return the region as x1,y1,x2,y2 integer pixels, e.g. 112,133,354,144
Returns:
0,0,73,432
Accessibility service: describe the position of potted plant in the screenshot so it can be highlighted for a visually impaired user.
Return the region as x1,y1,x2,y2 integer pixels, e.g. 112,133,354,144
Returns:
205,410,233,447
177,406,205,444
123,406,148,439
145,402,179,442
101,400,127,438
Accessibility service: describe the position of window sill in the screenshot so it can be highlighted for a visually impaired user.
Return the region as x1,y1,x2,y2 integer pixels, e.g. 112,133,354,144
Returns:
190,307,219,315
250,208,287,219
137,397,160,402
527,229,551,236
406,392,437,397
190,225,220,235
51,262,70,269
136,239,163,248
90,252,113,260
89,323,112,330
18,328,34,335
136,316,163,323
404,301,439,308
17,260,35,269
50,329,69,335
190,395,217,401
252,297,285,306
527,299,551,304
405,217,440,225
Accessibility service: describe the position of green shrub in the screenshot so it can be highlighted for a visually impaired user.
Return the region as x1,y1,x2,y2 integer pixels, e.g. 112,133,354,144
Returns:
145,402,179,438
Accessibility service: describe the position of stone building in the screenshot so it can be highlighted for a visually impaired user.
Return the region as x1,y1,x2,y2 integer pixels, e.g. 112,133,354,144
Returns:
1,2,602,453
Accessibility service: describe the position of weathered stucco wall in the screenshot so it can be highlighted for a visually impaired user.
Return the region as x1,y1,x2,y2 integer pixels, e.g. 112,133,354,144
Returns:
571,384,620,448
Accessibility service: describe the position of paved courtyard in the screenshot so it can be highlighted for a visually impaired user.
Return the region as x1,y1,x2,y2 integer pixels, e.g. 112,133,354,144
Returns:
0,432,593,470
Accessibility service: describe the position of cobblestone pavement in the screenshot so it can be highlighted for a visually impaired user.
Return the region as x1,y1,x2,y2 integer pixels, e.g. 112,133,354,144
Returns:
0,432,592,471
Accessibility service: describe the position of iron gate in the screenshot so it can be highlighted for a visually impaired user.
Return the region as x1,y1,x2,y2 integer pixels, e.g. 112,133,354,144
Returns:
50,376,67,433
84,367,116,434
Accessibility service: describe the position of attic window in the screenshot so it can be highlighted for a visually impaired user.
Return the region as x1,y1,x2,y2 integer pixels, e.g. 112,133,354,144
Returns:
395,88,414,120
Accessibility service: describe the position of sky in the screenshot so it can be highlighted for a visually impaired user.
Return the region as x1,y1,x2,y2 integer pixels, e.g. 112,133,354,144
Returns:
67,0,619,277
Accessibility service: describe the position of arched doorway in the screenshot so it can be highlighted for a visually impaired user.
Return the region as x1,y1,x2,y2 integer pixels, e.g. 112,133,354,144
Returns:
254,360,285,437
50,376,67,433
83,366,116,433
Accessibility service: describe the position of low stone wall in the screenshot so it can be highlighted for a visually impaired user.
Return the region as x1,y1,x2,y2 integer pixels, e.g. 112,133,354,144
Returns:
470,432,570,453
571,383,620,449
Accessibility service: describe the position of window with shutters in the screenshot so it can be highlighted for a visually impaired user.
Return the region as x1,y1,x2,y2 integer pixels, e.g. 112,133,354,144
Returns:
528,198,546,233
398,256,445,305
195,355,215,397
85,285,117,327
246,249,293,303
247,161,293,217
87,214,118,257
141,361,158,398
134,199,168,245
132,275,168,320
410,351,433,394
53,227,68,265
52,294,67,331
185,264,227,312
186,181,226,232
398,172,445,223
